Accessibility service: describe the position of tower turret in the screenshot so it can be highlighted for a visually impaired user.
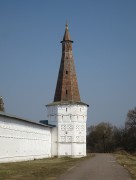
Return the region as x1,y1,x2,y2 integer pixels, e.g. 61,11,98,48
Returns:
46,24,88,157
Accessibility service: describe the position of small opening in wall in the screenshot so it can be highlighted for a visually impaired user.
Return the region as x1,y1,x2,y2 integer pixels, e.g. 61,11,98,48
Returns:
66,108,67,112
66,90,68,95
66,70,68,74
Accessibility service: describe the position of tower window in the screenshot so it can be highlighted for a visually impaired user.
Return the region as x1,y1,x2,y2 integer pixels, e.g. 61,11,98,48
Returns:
66,70,68,74
66,90,68,95
66,108,67,112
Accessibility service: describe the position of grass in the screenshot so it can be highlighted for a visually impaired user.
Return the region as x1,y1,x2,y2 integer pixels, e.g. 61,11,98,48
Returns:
115,151,136,180
0,154,94,180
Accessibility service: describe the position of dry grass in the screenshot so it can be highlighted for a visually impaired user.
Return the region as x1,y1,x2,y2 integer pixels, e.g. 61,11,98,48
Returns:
115,151,136,180
0,154,94,180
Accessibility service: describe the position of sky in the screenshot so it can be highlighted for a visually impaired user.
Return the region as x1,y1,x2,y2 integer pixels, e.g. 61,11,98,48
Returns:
0,0,136,127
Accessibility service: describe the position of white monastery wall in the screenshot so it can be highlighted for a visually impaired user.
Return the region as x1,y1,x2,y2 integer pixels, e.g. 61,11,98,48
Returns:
0,114,52,163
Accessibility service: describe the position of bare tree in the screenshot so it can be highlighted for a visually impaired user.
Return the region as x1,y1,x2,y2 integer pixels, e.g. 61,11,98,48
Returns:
125,107,136,129
87,122,115,153
124,107,136,152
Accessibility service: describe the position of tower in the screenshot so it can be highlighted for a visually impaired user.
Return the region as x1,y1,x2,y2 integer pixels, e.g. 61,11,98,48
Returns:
0,96,5,112
46,24,89,157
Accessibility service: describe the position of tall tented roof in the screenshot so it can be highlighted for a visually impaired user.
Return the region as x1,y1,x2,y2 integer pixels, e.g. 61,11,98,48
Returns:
0,96,4,112
53,24,81,103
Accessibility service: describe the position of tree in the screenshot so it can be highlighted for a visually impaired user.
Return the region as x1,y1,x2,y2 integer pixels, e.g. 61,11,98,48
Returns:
125,107,136,129
87,107,136,153
124,107,136,152
87,122,115,153
113,126,126,151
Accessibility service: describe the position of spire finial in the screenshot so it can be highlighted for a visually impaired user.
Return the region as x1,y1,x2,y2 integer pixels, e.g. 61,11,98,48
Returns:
61,22,72,42
66,22,68,30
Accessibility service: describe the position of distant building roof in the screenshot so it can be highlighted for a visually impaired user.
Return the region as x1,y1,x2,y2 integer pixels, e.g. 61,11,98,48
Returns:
0,111,55,128
40,120,56,127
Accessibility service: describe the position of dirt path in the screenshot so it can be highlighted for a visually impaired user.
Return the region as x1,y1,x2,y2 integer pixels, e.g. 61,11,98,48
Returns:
57,153,131,180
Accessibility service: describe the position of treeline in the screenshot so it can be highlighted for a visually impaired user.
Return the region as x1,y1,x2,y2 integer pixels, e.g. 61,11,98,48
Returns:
87,107,136,153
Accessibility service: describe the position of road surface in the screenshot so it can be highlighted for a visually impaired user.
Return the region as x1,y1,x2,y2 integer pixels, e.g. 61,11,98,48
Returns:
57,153,131,180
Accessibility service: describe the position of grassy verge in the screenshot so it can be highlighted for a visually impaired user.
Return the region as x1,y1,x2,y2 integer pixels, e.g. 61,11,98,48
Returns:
0,154,94,180
115,151,136,180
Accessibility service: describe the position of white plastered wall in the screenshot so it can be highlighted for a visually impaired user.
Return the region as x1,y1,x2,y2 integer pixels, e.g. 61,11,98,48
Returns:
51,127,58,157
0,115,52,163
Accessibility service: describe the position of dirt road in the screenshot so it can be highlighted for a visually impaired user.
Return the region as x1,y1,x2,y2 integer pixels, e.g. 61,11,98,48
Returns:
57,154,131,180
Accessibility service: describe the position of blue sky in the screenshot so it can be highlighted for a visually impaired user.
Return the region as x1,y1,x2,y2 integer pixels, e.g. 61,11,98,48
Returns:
0,0,136,127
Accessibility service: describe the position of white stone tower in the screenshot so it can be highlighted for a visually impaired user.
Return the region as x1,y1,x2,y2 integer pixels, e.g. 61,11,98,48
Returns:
46,24,89,157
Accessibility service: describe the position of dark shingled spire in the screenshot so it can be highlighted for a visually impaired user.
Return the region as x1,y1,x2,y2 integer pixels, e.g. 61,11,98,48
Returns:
0,96,5,112
54,24,80,102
